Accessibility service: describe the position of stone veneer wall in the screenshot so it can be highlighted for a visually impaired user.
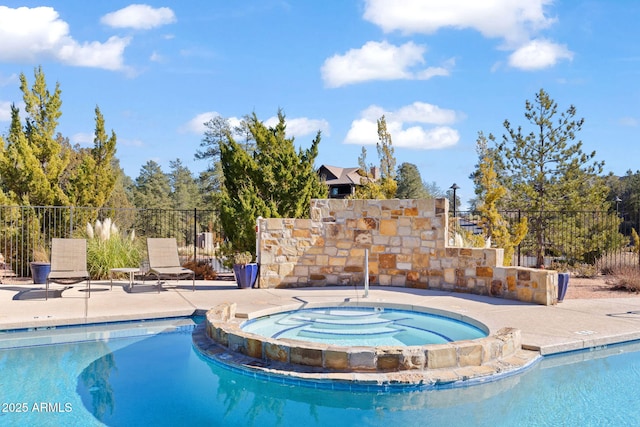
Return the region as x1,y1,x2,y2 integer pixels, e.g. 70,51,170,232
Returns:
257,198,558,305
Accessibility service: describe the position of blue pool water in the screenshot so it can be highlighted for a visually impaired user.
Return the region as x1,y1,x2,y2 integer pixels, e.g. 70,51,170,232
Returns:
241,307,487,346
1,317,640,426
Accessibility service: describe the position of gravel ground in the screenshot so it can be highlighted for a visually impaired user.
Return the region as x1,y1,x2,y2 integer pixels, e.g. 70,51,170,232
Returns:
565,275,638,299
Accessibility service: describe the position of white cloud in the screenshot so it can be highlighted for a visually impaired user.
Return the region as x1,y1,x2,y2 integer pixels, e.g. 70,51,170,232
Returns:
393,102,462,125
71,132,94,146
182,112,245,135
619,117,638,127
362,0,571,72
344,103,461,149
182,112,221,134
321,41,452,88
0,100,11,121
150,51,164,62
0,73,18,87
508,39,573,70
264,116,330,138
58,36,131,70
101,4,176,30
120,138,145,148
0,6,130,71
363,0,554,46
183,113,329,141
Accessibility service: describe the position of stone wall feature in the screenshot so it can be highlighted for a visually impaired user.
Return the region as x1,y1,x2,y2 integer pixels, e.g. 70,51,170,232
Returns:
256,199,558,305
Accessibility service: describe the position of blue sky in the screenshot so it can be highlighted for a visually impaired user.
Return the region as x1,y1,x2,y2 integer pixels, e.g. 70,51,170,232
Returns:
0,1,638,207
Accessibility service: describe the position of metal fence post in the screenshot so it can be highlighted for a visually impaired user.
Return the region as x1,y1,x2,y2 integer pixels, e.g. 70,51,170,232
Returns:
517,209,521,266
637,212,640,269
193,208,197,262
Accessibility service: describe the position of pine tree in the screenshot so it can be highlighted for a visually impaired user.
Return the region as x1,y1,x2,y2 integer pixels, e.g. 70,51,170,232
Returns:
487,89,609,266
133,160,172,209
105,163,136,209
396,163,429,199
169,159,200,209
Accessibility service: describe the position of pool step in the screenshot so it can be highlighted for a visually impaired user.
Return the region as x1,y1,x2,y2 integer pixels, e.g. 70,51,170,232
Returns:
290,314,393,329
298,325,404,339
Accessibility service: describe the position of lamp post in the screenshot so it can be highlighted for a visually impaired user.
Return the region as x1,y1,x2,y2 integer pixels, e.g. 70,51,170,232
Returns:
615,196,622,216
450,183,460,217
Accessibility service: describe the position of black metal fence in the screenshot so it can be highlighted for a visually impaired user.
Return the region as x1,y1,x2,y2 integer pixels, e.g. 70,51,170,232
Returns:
3,205,639,279
0,205,229,279
452,210,640,271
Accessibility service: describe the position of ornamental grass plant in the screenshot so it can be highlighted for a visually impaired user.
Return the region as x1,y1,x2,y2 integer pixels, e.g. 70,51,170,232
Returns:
85,218,142,279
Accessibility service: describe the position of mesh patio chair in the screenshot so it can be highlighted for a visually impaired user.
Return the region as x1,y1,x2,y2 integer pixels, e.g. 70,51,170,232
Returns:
46,238,91,300
146,238,195,292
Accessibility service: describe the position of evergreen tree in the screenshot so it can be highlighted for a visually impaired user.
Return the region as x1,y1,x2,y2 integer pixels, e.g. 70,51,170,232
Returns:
475,135,528,265
484,89,609,266
423,181,444,198
195,115,233,209
353,116,398,199
0,105,51,204
617,170,640,213
396,162,429,199
133,160,171,209
376,116,397,198
0,67,70,205
105,162,136,209
169,159,199,209
19,67,69,205
132,160,173,237
68,106,117,208
354,146,384,199
219,110,327,253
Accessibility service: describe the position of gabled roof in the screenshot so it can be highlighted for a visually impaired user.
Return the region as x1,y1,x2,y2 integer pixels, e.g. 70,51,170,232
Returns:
318,165,364,186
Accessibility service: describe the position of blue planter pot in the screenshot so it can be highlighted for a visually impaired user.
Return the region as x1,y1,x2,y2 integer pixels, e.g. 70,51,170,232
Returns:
558,272,570,302
233,263,258,289
31,262,51,284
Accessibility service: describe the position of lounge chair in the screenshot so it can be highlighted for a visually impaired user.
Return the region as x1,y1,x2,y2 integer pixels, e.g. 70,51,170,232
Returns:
46,238,91,300
146,238,195,292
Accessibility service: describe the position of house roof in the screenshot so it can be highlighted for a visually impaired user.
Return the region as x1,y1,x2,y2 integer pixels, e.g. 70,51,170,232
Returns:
318,165,364,186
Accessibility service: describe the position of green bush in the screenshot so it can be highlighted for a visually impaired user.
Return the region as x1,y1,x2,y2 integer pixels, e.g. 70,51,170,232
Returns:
85,218,142,279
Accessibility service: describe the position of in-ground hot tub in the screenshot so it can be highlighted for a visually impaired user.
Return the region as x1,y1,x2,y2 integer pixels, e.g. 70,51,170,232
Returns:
241,306,488,347
196,301,535,388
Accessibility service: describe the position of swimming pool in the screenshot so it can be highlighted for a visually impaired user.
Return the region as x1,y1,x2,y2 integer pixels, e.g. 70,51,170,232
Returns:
1,317,640,426
241,307,487,346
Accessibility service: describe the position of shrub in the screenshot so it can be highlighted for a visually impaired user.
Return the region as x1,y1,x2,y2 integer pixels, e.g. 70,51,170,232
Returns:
608,266,640,293
183,260,217,280
572,263,598,278
85,218,142,279
549,261,598,278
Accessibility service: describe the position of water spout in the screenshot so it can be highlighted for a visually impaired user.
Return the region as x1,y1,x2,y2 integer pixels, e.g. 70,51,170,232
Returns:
364,248,369,298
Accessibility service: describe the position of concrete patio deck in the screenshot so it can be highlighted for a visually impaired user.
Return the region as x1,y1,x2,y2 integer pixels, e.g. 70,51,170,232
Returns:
2,277,640,356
